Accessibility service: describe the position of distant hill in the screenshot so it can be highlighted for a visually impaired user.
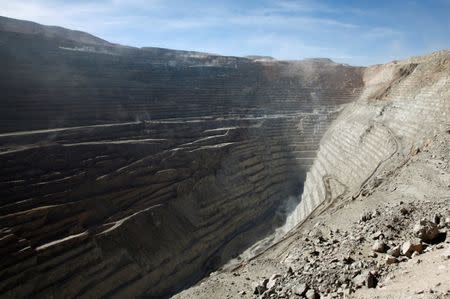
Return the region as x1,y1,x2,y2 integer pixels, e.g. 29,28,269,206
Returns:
245,55,276,61
0,15,113,46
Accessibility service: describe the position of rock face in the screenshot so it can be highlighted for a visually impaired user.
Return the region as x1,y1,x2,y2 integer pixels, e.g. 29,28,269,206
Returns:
293,50,450,227
0,17,364,298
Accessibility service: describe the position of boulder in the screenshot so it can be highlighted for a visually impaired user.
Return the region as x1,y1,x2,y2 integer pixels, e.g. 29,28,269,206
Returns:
305,289,319,299
401,240,423,257
293,283,308,296
413,219,439,242
372,240,387,253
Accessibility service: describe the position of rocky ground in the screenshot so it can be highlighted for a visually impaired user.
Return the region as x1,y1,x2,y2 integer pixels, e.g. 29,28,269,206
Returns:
245,199,450,299
174,131,450,298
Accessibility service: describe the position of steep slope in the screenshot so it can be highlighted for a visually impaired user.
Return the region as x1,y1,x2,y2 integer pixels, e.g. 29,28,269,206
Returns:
294,50,449,225
0,17,364,298
175,51,450,298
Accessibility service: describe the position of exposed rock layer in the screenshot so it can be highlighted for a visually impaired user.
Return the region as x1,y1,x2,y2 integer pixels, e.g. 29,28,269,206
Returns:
0,17,364,298
294,51,450,225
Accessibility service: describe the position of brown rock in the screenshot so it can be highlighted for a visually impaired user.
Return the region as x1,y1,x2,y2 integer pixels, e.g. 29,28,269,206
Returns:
385,255,399,265
387,245,401,257
414,219,439,242
402,240,423,257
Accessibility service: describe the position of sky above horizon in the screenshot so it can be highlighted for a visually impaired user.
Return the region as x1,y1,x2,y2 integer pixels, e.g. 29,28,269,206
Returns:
1,0,450,66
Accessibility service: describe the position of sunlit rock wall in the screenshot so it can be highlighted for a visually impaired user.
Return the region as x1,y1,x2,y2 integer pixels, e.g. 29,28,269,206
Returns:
294,51,450,227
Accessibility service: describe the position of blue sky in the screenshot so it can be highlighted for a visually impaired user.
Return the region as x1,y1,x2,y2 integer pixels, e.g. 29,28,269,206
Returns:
1,0,450,65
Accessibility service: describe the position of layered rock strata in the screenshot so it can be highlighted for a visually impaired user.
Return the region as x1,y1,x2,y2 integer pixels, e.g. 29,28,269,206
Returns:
0,17,363,298
294,51,450,227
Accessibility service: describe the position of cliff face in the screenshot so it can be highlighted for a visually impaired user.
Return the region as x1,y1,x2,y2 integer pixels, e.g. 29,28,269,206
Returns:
0,17,364,298
294,51,450,227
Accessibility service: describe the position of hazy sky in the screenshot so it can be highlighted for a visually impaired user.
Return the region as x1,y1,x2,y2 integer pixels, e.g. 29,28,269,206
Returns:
2,0,450,65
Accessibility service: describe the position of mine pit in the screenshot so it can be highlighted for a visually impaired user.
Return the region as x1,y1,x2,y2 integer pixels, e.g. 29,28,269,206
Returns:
1,15,450,299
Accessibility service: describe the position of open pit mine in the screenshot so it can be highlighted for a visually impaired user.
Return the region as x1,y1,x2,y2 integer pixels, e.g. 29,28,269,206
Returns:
0,16,449,299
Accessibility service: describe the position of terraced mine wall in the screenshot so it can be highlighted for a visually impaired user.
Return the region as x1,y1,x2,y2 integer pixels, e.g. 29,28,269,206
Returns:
0,17,364,298
291,51,450,229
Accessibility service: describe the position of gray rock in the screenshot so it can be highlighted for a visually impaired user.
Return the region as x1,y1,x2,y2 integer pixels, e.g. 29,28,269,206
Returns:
372,240,387,253
353,271,376,288
266,274,281,290
253,279,269,295
305,289,319,299
293,283,308,296
371,231,384,240
413,219,439,241
444,217,450,227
